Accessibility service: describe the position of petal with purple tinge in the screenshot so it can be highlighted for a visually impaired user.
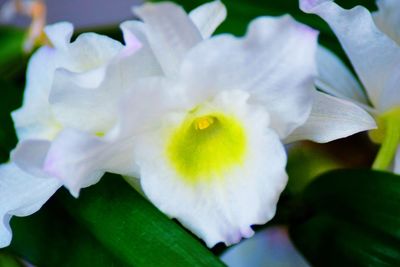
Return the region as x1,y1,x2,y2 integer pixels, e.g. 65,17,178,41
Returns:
220,226,310,267
43,129,136,197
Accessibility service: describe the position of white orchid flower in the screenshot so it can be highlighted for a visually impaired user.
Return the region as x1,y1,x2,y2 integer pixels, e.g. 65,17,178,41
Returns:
42,1,375,247
0,19,157,247
300,0,400,173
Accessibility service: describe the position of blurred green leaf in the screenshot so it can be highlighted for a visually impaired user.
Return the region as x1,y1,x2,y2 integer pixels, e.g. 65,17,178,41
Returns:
0,252,24,267
0,27,27,79
0,79,23,163
8,197,128,266
286,143,340,194
290,169,400,267
59,173,225,267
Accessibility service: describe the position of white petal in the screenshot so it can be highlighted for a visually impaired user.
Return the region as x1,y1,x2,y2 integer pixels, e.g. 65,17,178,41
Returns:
373,0,400,45
300,0,400,108
285,91,376,143
316,45,368,105
379,65,400,112
133,2,202,76
61,32,123,73
12,46,61,140
119,20,163,78
49,30,163,134
11,140,53,178
48,33,122,133
44,22,74,50
0,162,61,248
221,226,310,267
135,90,287,247
43,77,185,197
394,146,400,175
117,77,191,137
189,1,227,39
179,15,318,138
43,129,136,197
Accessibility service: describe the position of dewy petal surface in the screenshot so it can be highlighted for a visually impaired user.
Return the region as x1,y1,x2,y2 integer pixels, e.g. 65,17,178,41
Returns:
189,1,227,39
135,90,287,247
316,45,369,106
179,15,318,138
0,162,61,248
300,0,400,109
285,91,376,143
373,0,400,45
133,2,203,76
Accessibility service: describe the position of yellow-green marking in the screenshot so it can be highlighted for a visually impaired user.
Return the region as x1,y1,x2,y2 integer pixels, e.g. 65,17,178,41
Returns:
167,112,247,183
370,107,400,170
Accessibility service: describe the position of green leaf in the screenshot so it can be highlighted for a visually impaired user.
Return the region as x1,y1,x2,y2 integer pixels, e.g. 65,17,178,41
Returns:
0,79,23,163
0,27,27,79
59,173,225,267
8,197,128,267
286,144,340,193
290,169,400,267
0,252,24,267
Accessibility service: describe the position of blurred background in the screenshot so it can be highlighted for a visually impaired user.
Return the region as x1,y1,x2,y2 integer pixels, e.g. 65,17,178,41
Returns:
0,0,143,28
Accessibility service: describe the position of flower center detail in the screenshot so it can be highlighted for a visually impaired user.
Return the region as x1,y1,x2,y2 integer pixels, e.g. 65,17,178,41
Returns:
166,112,247,183
194,116,215,130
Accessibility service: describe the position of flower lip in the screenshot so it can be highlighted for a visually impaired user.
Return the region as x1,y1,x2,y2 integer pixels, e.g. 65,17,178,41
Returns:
166,111,247,183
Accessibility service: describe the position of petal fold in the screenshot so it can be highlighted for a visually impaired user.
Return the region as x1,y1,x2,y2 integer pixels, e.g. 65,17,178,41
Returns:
0,162,60,248
11,140,52,178
189,1,227,39
285,91,376,143
133,2,203,76
373,0,400,45
44,22,74,50
300,0,400,108
316,45,368,106
43,129,137,197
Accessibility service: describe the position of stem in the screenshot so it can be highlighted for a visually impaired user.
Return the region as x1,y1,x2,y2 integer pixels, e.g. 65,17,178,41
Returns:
372,119,400,170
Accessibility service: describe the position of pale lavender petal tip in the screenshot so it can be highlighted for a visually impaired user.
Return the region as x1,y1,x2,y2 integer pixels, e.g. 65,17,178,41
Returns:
300,0,332,12
43,152,81,198
121,25,143,56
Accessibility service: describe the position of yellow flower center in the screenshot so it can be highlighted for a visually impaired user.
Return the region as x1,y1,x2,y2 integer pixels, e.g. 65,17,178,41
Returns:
166,112,247,183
